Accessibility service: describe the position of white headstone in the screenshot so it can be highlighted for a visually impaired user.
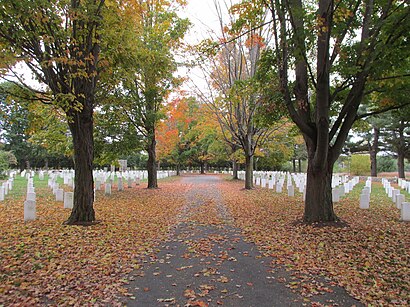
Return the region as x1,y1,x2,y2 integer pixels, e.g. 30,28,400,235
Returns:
24,200,36,221
339,185,345,197
95,180,101,191
127,178,133,188
287,185,294,197
136,177,140,186
56,189,64,202
388,187,393,198
359,194,370,209
3,182,8,195
401,202,410,221
362,187,370,195
255,177,261,186
268,180,274,190
27,192,36,202
276,183,282,193
52,183,59,195
332,188,340,202
118,177,123,191
64,192,74,209
105,183,112,195
0,186,4,201
396,194,405,209
392,189,399,203
261,178,266,188
8,179,13,191
344,183,350,194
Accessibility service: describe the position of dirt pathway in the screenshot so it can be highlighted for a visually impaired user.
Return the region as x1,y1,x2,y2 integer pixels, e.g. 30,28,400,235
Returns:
125,175,362,306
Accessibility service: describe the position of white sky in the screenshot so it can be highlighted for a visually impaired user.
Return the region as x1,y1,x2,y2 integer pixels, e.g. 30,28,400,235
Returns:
181,0,223,43
178,0,233,96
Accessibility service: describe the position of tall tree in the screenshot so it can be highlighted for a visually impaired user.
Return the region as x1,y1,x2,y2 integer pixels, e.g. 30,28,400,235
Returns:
196,1,284,189
0,82,37,170
113,0,189,188
381,109,410,179
0,0,115,224
156,96,197,175
249,0,410,222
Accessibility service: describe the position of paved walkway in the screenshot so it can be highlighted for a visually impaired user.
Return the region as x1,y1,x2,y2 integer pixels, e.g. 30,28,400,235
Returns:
125,175,362,306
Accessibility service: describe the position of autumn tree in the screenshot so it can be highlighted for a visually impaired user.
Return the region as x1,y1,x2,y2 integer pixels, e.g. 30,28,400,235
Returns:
0,1,124,224
238,0,410,222
113,0,189,188
195,1,284,189
183,103,228,173
156,96,197,174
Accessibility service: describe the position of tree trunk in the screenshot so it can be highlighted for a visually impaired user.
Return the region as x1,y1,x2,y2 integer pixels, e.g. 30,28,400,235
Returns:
304,155,336,223
292,159,296,172
397,150,405,179
370,126,379,177
200,163,205,174
298,159,302,173
147,134,158,188
176,163,180,176
65,109,95,225
232,160,238,180
397,121,406,179
245,154,253,189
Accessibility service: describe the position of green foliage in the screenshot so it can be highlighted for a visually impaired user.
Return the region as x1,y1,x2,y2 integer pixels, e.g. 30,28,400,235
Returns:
377,156,396,173
350,154,371,176
0,150,16,177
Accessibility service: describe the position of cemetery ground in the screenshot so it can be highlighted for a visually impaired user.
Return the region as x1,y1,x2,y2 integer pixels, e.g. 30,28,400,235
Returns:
0,175,408,306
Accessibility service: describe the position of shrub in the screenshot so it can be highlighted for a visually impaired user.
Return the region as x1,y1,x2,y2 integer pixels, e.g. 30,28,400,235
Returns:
350,154,370,176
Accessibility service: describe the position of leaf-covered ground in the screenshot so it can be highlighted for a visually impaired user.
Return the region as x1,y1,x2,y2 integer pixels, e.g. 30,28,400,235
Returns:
0,176,188,306
220,179,409,306
0,175,409,306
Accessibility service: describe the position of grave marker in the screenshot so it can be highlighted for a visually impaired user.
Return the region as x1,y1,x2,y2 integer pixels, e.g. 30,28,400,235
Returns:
56,189,64,202
105,183,112,195
332,188,340,202
401,202,410,221
64,192,74,209
24,200,36,221
27,192,36,202
359,193,370,209
287,185,294,197
0,186,4,201
118,177,123,191
396,194,405,209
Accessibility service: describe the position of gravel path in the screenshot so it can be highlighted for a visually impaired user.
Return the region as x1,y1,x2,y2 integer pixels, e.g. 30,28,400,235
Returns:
125,175,362,306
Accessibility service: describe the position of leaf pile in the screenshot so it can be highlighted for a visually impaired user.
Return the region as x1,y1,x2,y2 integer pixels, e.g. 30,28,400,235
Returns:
0,180,188,306
220,180,409,306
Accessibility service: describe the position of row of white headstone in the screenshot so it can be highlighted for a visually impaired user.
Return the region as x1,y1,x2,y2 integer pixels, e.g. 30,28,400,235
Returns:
242,172,409,221
94,170,177,195
24,176,36,221
0,176,14,202
359,178,372,209
382,178,410,221
20,169,177,221
332,176,360,203
241,171,360,202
